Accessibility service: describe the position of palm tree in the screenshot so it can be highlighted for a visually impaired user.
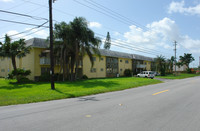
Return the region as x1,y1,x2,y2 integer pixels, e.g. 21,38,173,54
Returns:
54,22,73,81
70,17,101,80
179,53,194,70
155,55,166,76
0,35,31,72
167,56,175,73
53,17,101,81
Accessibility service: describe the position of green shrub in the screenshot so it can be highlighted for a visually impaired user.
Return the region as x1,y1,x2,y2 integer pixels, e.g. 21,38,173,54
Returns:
187,68,192,73
82,75,88,79
8,69,31,83
124,69,132,77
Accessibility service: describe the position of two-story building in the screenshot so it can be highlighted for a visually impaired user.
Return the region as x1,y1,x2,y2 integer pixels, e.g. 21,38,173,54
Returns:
0,38,155,80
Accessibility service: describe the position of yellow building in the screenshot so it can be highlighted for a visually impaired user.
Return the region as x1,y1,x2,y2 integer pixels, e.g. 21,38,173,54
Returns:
0,38,154,80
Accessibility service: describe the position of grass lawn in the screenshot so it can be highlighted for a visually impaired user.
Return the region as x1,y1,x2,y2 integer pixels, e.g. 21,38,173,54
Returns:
155,73,200,79
0,77,161,106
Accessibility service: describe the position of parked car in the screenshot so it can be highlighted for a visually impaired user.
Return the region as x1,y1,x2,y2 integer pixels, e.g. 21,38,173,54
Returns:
137,71,155,79
152,71,160,76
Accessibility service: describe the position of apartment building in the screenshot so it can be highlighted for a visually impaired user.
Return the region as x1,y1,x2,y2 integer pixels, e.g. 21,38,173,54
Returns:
0,38,155,80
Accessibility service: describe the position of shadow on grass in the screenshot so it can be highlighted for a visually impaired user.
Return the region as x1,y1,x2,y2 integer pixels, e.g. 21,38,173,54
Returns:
57,80,119,88
0,79,119,90
0,81,48,90
54,89,75,98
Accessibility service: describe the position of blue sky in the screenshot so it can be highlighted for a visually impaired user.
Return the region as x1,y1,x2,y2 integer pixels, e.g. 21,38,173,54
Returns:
0,0,200,67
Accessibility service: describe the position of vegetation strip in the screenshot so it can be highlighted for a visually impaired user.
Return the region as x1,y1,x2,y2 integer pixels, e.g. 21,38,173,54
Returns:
156,73,200,79
0,77,161,106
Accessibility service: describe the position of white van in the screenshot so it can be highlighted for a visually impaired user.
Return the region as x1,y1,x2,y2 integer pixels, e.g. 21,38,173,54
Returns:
137,71,154,79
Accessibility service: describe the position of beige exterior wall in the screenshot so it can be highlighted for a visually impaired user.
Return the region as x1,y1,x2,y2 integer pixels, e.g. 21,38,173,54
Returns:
0,57,11,77
83,55,106,78
144,61,151,71
118,58,132,76
0,56,23,77
0,47,154,80
20,49,35,80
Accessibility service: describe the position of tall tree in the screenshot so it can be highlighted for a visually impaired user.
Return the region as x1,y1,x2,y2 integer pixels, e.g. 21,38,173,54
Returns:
179,53,195,69
155,55,166,76
167,56,175,73
54,22,73,81
104,32,111,50
53,17,101,81
0,35,31,72
70,17,101,81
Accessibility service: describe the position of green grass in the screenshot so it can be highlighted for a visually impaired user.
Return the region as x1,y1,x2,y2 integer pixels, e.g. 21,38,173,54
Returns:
155,73,200,79
0,77,161,106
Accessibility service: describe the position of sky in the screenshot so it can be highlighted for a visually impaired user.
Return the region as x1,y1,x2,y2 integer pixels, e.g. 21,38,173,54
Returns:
0,0,200,67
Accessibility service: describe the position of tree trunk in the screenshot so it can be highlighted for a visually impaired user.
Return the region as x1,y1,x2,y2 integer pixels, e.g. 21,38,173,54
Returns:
66,56,69,80
70,55,75,81
75,41,79,80
11,55,17,71
11,55,19,82
63,50,66,81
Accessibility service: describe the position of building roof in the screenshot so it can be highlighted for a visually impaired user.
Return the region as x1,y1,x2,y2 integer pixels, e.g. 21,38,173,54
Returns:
25,38,49,48
99,49,133,59
99,49,154,61
25,37,154,61
132,54,154,61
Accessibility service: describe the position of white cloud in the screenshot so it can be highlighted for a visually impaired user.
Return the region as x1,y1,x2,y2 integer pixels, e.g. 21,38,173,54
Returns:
168,1,200,15
88,22,102,28
114,32,120,36
0,0,13,2
123,17,200,54
25,28,48,38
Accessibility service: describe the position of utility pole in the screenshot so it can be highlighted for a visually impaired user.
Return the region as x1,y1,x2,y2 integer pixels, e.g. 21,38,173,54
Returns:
49,0,55,90
174,41,177,75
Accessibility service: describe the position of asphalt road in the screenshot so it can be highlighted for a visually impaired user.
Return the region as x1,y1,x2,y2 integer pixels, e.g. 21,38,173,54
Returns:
1,76,200,131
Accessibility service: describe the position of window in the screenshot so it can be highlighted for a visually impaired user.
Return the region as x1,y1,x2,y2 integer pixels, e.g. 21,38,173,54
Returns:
100,57,104,61
1,69,5,72
125,60,129,64
93,57,96,61
100,68,104,71
120,60,122,62
90,68,96,73
120,69,123,72
144,62,147,65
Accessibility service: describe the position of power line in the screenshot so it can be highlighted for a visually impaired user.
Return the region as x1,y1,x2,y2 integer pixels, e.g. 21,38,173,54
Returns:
20,0,75,17
11,27,48,41
96,33,171,57
73,0,132,26
0,19,49,28
0,9,48,21
84,0,148,30
98,36,159,56
0,21,48,40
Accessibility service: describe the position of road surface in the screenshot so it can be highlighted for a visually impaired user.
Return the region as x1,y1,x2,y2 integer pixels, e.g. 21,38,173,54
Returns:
0,76,200,131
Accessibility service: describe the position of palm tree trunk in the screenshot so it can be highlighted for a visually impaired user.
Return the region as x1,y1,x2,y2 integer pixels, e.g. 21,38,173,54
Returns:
66,56,69,80
75,41,79,80
11,55,17,71
70,55,75,81
63,50,66,81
